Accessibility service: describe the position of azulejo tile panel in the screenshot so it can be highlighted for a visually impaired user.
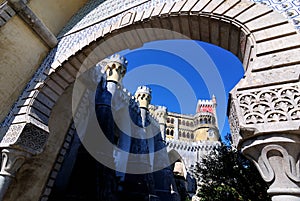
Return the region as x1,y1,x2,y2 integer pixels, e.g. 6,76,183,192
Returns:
254,0,300,29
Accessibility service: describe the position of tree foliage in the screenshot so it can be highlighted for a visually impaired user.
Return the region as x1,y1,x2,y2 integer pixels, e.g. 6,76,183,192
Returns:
192,135,271,201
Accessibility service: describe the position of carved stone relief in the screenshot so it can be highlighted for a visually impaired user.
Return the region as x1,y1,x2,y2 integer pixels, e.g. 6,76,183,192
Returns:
236,83,299,125
228,101,242,148
242,135,300,198
0,123,49,155
0,149,31,177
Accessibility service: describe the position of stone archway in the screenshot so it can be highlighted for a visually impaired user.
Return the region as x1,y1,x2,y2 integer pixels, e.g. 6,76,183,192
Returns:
0,0,299,200
168,149,192,200
168,149,187,178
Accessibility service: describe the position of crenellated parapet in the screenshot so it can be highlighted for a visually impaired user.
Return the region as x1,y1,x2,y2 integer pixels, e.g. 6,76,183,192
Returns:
166,139,221,153
104,54,128,83
166,138,221,170
134,86,152,110
196,99,216,113
152,96,220,143
154,106,168,125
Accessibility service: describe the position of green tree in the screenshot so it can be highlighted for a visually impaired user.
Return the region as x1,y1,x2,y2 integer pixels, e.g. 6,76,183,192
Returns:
192,134,271,201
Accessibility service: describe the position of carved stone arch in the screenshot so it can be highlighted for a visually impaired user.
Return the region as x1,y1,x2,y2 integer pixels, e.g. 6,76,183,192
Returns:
4,0,299,145
0,0,300,200
2,83,76,201
168,149,183,163
168,149,188,179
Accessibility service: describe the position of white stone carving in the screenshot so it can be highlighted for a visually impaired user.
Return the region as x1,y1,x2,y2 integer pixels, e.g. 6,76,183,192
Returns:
242,134,300,200
237,84,300,124
0,123,49,155
228,101,242,148
0,149,31,177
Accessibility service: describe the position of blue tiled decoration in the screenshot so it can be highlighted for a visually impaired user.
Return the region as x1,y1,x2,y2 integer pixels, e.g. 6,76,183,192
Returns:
254,0,300,29
55,0,300,64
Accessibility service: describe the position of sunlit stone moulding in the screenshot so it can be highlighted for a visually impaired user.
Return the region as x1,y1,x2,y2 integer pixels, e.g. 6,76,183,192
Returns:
229,83,300,201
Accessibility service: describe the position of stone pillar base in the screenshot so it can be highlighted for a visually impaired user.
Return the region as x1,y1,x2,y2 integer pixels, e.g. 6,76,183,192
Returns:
241,134,300,201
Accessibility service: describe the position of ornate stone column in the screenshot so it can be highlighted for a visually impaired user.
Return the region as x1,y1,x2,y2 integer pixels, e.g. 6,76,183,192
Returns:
0,149,31,200
120,86,159,201
242,134,300,201
136,86,159,200
135,86,152,126
0,122,49,200
228,83,300,201
95,54,127,201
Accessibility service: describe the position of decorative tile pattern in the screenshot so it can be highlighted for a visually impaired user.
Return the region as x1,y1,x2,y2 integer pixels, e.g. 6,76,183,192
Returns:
237,84,300,124
254,0,300,29
54,0,300,70
1,123,49,154
58,0,150,37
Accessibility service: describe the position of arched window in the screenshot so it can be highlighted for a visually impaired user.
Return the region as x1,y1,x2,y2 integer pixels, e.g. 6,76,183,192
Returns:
182,120,185,126
191,122,194,126
167,118,170,123
170,130,174,136
191,133,194,139
166,129,169,135
182,132,186,137
186,121,189,126
171,118,174,124
178,119,181,124
187,133,190,138
179,131,182,137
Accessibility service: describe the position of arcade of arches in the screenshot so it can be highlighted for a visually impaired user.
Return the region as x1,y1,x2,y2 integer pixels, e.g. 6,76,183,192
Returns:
0,0,299,200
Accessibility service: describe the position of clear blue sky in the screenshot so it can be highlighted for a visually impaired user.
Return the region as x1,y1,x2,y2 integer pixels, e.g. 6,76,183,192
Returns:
119,40,244,141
